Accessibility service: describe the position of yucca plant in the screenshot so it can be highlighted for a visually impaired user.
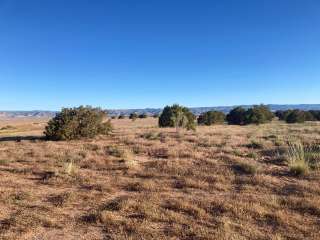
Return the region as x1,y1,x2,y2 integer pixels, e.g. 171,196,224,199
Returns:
287,141,309,176
64,160,77,176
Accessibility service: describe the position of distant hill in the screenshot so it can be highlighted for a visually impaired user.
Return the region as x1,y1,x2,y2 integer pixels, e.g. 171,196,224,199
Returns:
107,104,320,116
1,104,320,118
0,111,57,119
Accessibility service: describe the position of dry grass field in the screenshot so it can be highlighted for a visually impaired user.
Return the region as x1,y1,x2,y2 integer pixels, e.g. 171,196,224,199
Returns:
0,118,320,240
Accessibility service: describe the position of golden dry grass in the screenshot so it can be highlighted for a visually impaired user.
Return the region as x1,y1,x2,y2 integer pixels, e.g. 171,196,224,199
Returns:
0,118,320,239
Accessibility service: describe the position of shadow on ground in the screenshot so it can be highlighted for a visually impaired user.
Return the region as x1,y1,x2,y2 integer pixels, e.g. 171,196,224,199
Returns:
0,136,45,142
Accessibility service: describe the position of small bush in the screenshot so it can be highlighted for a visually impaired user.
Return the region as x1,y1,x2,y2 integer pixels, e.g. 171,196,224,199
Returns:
159,104,196,131
118,115,126,119
139,113,148,119
44,106,112,141
129,113,138,121
198,111,225,125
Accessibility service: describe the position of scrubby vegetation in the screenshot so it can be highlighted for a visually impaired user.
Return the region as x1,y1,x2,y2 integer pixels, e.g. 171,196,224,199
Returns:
227,105,274,125
197,111,225,125
1,117,320,239
129,113,138,121
44,106,112,140
138,113,148,119
276,109,320,123
159,104,196,131
2,105,320,239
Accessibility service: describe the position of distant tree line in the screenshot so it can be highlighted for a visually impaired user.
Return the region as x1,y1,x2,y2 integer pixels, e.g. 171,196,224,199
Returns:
226,105,274,125
275,110,320,124
45,105,320,141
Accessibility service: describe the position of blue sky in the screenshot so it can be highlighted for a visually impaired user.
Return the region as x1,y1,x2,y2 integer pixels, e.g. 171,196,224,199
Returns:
0,0,319,110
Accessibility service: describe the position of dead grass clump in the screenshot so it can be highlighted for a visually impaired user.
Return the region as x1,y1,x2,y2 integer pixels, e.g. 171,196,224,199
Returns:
124,182,146,192
47,192,74,207
246,139,264,149
84,143,100,151
140,131,161,141
162,199,206,219
101,196,129,212
105,145,128,158
234,161,259,175
99,211,125,225
148,146,170,159
0,125,16,131
8,191,31,204
0,210,57,234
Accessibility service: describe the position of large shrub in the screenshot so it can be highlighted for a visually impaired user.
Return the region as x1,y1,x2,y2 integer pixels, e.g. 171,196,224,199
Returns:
309,110,320,120
275,110,292,121
159,104,196,131
277,109,320,122
198,111,225,125
304,111,316,121
44,106,112,140
244,105,274,124
227,105,273,125
286,110,306,124
226,107,246,125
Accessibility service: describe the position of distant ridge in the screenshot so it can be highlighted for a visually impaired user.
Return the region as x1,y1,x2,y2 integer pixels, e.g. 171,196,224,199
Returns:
1,104,320,118
107,104,320,116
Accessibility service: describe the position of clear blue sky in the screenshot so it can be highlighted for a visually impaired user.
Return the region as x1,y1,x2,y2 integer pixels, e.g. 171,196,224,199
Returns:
1,0,319,110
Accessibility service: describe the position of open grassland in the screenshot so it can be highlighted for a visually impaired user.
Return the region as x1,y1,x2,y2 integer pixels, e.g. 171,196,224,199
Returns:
0,118,320,239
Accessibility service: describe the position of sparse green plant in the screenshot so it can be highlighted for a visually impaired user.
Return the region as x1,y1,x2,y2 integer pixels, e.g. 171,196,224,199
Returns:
0,159,10,165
